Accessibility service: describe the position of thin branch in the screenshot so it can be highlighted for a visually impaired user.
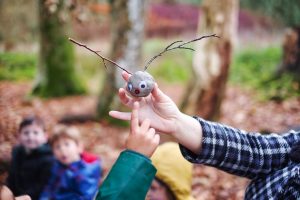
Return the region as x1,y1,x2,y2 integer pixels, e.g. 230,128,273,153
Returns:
69,38,132,74
143,34,220,71
165,40,183,49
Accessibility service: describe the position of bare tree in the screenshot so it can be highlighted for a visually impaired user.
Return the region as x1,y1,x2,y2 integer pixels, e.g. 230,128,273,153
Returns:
241,0,300,86
33,0,85,97
181,0,239,120
0,0,37,51
276,28,300,81
97,0,146,119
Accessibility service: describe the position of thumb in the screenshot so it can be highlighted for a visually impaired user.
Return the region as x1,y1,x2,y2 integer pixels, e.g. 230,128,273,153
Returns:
151,83,170,102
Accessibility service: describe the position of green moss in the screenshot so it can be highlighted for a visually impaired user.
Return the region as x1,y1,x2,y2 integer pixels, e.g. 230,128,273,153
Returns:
0,52,96,96
0,52,36,81
33,37,86,97
230,46,300,100
33,0,86,97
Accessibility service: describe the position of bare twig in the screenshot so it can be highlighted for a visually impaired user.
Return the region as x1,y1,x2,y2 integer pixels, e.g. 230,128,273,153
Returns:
69,38,132,74
143,34,220,71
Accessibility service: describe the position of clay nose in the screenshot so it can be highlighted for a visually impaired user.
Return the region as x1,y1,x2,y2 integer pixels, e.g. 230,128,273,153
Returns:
134,89,140,94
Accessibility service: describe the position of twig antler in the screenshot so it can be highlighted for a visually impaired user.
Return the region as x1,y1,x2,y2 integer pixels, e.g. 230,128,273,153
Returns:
143,34,220,71
69,38,132,74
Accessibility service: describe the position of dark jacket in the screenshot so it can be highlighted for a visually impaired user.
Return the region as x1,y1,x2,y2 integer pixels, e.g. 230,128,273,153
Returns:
96,150,156,200
7,143,54,200
39,152,102,200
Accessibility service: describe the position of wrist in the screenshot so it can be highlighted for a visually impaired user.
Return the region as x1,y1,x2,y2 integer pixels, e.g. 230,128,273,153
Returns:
173,113,203,154
173,112,193,137
125,149,151,160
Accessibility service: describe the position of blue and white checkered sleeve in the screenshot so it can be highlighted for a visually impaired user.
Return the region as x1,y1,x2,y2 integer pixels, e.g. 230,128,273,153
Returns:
180,117,300,179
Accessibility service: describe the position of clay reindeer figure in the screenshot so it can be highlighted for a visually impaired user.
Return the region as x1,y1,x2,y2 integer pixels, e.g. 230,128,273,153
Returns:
69,34,219,97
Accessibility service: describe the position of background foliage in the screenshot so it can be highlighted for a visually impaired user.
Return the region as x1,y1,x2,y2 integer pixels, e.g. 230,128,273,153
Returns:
241,0,300,27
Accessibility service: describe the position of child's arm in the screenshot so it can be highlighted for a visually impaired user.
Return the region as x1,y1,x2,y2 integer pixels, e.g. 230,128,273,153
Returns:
6,165,16,193
75,158,101,200
39,165,56,200
96,102,159,200
6,147,20,195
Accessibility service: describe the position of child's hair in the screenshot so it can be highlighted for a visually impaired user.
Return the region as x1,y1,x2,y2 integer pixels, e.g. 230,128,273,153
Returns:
19,115,45,132
49,125,81,146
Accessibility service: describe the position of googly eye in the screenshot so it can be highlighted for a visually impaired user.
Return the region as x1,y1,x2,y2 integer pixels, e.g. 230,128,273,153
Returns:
139,81,147,89
127,83,133,91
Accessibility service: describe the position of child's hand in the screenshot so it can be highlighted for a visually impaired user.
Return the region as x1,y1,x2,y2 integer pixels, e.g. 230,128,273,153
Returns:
126,102,160,157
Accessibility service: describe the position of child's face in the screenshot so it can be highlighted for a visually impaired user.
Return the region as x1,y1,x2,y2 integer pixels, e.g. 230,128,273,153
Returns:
52,137,82,165
19,124,47,151
147,179,170,200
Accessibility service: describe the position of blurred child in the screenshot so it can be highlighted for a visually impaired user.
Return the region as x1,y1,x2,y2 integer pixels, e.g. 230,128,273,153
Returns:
147,142,195,200
96,102,160,200
6,116,54,200
39,125,102,200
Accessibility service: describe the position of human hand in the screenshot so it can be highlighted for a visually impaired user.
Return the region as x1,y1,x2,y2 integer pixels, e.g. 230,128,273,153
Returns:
109,71,182,136
110,71,203,154
15,195,31,200
0,185,31,200
126,102,160,157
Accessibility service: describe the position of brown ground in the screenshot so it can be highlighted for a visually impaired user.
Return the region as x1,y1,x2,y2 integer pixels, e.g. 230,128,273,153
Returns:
0,81,299,200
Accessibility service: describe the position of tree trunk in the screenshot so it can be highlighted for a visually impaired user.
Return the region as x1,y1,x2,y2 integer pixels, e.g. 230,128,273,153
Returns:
181,0,239,121
0,0,37,51
276,27,300,84
97,0,146,119
33,0,85,97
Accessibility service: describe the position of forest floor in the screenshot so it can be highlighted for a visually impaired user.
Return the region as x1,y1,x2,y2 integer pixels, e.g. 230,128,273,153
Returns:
0,80,299,200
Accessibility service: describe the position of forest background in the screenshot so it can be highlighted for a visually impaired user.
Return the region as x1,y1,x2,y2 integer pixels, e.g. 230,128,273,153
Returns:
0,0,300,199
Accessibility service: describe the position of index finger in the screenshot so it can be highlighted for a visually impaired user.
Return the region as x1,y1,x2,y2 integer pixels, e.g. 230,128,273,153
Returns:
130,102,139,133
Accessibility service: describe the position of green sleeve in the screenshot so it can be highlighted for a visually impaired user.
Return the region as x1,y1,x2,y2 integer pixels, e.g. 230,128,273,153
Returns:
96,150,156,200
